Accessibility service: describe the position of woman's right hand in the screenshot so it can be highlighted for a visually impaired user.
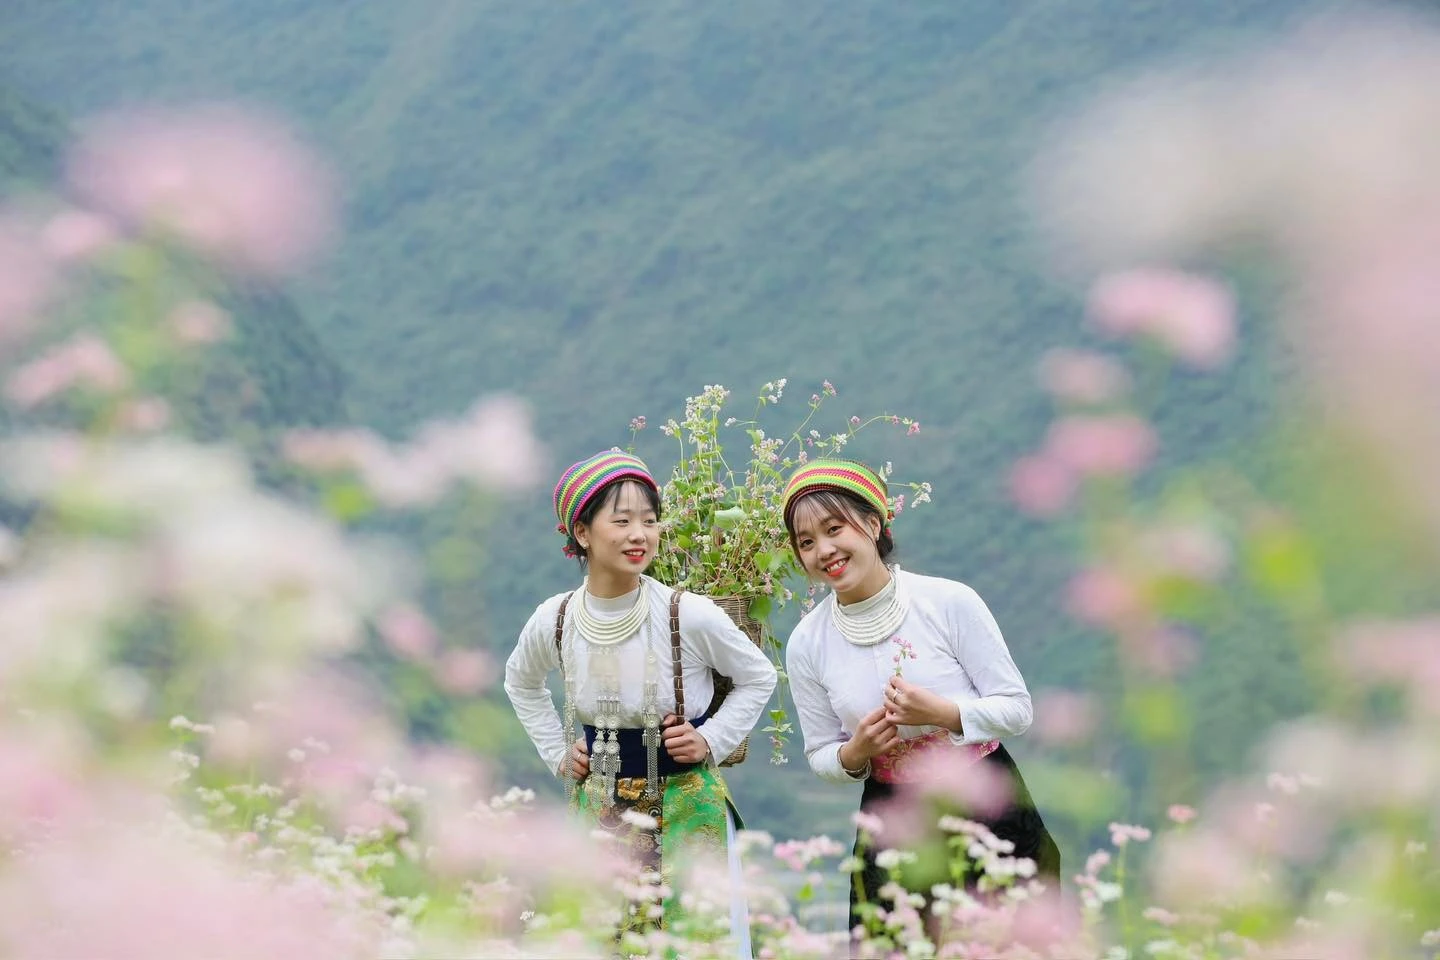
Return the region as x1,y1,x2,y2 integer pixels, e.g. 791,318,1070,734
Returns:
839,705,900,773
559,737,590,779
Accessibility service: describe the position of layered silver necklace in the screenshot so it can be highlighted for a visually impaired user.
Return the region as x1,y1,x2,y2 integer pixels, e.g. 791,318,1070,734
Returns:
561,578,663,807
831,567,908,647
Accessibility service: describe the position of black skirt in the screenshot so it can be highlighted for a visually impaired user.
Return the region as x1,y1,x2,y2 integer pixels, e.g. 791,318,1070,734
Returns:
849,743,1060,929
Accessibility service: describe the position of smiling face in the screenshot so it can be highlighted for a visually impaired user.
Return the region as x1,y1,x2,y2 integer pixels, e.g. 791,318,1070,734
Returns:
786,489,892,604
572,479,661,596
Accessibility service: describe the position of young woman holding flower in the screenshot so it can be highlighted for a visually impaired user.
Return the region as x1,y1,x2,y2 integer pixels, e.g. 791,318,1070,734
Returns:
781,458,1059,928
503,449,776,951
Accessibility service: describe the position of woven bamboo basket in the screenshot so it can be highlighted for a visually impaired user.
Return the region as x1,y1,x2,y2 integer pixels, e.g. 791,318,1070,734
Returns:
708,594,765,766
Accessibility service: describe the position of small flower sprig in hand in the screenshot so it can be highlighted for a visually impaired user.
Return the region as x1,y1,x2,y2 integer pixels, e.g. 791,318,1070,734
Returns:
630,378,931,763
891,636,916,677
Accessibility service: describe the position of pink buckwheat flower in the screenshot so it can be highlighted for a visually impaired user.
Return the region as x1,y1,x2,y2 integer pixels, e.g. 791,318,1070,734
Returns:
1045,412,1158,478
1008,453,1078,517
1087,268,1237,369
66,103,337,279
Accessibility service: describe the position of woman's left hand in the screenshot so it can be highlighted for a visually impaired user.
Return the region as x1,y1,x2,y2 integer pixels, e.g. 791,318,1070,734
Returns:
885,676,962,732
661,714,713,764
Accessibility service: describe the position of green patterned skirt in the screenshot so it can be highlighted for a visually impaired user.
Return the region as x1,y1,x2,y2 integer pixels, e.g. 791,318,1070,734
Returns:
574,767,741,933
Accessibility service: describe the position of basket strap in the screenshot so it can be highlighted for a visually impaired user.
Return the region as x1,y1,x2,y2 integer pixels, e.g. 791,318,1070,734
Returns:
670,588,685,718
554,591,574,666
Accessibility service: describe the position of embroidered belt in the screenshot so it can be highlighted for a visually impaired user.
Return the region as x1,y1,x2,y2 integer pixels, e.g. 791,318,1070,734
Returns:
582,710,711,780
871,728,1000,784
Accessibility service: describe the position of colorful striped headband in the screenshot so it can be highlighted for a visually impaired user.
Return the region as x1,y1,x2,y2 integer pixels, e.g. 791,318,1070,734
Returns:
553,449,658,543
782,458,893,532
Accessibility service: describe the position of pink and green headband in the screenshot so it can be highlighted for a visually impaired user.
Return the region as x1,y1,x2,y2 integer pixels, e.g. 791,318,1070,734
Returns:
553,449,658,542
782,458,892,531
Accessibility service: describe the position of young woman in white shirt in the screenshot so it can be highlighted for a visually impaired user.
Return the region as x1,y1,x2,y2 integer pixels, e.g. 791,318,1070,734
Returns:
781,458,1059,926
504,449,776,952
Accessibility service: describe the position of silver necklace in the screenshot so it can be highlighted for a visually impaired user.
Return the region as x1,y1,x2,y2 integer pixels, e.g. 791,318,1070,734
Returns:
831,569,908,647
572,578,649,646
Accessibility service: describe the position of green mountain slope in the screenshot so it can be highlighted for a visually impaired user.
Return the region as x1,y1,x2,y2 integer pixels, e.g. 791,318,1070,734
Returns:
0,2,1333,847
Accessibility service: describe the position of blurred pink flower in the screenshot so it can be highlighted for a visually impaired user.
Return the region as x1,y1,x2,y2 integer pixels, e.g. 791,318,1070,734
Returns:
1007,453,1077,517
1124,624,1198,678
1044,413,1158,478
0,726,85,829
1008,888,1085,954
39,208,118,263
6,332,129,408
116,396,172,433
1138,520,1230,582
1037,347,1132,405
1064,565,1145,630
284,396,543,506
283,427,389,474
426,805,620,888
420,393,545,493
377,603,438,662
169,300,232,345
1087,269,1236,369
1209,782,1326,862
1151,827,1271,907
1108,822,1152,847
905,747,1014,819
1335,618,1440,713
1031,689,1097,747
66,104,336,279
0,220,55,344
1166,804,1197,824
0,822,376,959
434,647,495,695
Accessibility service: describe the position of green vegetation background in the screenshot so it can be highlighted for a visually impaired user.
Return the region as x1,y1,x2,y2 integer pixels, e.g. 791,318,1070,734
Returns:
3,0,1357,864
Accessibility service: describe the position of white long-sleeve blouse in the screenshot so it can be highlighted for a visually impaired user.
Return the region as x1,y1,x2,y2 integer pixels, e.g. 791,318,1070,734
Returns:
785,567,1033,784
505,576,778,776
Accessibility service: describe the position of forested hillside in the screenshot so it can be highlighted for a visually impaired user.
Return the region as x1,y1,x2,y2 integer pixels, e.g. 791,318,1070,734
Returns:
0,80,349,488
0,1,1342,846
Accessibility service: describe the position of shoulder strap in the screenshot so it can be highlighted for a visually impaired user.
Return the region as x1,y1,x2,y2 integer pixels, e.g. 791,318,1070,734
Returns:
670,588,685,718
554,592,574,664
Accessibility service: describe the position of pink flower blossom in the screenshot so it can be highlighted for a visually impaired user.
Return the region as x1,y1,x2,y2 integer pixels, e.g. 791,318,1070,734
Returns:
169,300,232,344
1007,453,1077,517
1045,413,1158,478
1152,826,1272,907
1008,889,1084,954
377,603,438,662
1031,689,1097,746
0,219,55,344
0,726,85,829
6,333,130,408
905,747,1014,820
39,208,119,263
434,648,495,695
66,104,336,279
116,396,172,433
1125,624,1198,678
1037,347,1132,405
1087,269,1237,369
1334,618,1440,712
1108,822,1152,847
906,421,920,436
0,820,377,959
1138,520,1230,581
1167,803,1197,824
1064,565,1146,630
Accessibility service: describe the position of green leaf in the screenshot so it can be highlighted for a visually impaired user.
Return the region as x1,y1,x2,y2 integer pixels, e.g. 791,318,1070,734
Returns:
714,506,745,529
749,593,774,623
322,479,376,522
